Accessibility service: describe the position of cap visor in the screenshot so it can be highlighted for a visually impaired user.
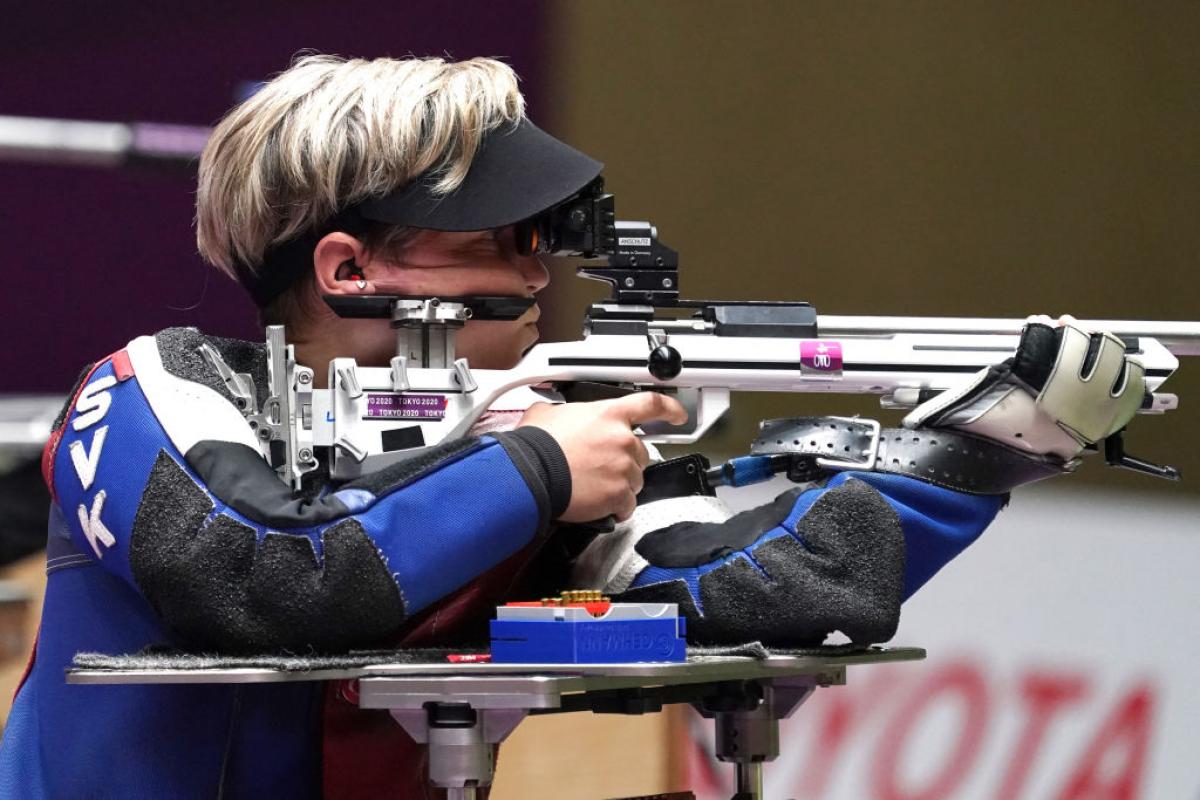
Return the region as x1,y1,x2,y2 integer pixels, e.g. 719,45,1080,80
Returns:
357,119,603,231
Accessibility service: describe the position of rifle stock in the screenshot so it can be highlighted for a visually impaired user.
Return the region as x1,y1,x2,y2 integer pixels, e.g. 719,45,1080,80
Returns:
287,305,1195,482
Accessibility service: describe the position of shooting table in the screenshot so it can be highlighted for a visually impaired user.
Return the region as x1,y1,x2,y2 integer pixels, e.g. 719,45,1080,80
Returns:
69,646,923,800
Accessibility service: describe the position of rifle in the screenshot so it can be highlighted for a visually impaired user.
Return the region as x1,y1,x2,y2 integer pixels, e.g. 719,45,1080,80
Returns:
224,181,1199,490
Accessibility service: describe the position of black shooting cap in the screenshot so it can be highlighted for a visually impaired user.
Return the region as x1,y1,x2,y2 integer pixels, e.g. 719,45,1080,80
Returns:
242,118,603,307
355,118,603,231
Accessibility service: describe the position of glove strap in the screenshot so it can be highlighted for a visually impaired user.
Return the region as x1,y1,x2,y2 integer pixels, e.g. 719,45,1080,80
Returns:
751,416,1073,495
636,454,716,504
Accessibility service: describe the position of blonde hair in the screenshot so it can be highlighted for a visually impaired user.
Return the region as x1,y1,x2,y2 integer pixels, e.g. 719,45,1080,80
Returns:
195,53,526,286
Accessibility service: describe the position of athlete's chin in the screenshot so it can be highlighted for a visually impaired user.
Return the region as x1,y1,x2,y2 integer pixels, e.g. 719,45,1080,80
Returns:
520,325,540,357
466,335,536,370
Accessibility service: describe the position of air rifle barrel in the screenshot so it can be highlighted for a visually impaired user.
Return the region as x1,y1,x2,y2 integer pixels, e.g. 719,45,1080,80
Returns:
643,313,1200,357
812,317,1200,357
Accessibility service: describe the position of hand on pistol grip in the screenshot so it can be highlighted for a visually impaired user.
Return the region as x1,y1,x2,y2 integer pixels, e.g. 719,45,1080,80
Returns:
517,392,688,523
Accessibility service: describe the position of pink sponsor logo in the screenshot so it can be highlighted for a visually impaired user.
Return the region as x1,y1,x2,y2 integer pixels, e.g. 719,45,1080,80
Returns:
801,340,843,373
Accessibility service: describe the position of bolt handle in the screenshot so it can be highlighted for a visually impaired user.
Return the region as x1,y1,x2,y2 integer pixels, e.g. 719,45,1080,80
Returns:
648,345,683,380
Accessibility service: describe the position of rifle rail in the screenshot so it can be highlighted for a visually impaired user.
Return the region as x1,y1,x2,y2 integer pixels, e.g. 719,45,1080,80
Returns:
816,317,1200,357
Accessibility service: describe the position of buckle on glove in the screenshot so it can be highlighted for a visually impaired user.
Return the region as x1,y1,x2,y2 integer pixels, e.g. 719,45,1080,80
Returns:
751,416,881,469
814,417,881,471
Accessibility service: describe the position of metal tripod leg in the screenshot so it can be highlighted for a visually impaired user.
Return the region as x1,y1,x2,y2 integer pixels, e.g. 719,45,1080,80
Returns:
389,702,527,798
695,677,824,800
733,762,764,800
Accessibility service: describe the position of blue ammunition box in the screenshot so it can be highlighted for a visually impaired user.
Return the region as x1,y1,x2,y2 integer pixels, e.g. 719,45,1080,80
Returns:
489,603,687,664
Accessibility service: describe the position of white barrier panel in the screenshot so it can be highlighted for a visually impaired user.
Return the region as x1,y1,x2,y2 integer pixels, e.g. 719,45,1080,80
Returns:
686,482,1200,800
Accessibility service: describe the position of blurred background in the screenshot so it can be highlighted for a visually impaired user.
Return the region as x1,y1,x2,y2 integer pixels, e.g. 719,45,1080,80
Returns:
0,2,1196,797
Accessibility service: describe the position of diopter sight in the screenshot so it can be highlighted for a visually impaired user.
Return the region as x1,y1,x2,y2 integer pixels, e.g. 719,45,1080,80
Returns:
513,178,681,306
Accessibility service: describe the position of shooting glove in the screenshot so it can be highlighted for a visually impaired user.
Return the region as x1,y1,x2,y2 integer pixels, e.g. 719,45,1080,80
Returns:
570,457,911,647
903,318,1145,462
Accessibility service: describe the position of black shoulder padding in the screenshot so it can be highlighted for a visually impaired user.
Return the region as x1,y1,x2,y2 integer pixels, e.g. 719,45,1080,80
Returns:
635,488,802,568
155,327,271,410
186,440,354,528
130,451,406,653
155,328,237,404
202,333,269,409
51,362,95,434
621,478,905,647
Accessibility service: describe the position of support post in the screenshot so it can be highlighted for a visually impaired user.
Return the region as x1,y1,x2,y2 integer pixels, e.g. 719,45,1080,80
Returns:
695,678,822,800
390,702,527,796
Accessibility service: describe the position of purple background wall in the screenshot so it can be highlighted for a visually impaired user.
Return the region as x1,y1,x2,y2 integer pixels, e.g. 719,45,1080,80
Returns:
0,1,549,391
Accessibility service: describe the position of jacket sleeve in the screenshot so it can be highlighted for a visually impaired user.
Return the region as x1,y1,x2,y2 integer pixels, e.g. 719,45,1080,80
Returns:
608,469,1006,646
629,470,1007,602
827,471,1007,600
45,334,570,653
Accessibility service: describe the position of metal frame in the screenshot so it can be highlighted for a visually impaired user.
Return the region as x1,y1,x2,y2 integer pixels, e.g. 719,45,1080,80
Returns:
69,647,924,799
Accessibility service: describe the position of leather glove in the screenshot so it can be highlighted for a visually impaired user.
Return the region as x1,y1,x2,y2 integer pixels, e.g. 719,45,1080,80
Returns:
903,316,1145,462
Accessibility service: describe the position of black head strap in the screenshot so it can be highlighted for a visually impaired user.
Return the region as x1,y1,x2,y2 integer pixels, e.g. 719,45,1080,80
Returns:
235,210,368,308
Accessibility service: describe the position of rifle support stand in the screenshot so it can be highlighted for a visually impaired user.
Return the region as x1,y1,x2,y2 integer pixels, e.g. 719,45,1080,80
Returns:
68,650,926,799
389,702,528,800
694,678,818,800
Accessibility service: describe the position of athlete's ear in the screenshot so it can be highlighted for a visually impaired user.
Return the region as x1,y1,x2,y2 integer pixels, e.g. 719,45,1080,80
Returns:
313,233,372,296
